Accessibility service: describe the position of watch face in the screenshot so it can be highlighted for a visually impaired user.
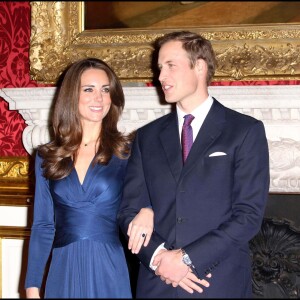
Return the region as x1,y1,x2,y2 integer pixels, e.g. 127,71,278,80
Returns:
182,254,192,266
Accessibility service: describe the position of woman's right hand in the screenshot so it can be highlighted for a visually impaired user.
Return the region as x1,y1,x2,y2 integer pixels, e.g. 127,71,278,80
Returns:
26,287,40,298
127,207,154,254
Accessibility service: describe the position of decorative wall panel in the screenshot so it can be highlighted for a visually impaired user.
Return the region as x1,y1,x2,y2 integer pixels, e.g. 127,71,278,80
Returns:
1,85,300,194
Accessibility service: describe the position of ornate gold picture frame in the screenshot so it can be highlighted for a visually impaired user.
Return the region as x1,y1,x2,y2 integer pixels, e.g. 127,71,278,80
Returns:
30,1,300,84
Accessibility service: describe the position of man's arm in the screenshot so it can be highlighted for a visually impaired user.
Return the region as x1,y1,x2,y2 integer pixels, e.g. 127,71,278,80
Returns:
118,130,213,294
118,130,165,265
187,120,270,274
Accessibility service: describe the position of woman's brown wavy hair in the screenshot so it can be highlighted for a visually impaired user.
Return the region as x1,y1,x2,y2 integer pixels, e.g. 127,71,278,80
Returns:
38,58,131,180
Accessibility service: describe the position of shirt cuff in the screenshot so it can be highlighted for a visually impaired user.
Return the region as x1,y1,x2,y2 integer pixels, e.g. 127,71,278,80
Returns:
149,242,166,271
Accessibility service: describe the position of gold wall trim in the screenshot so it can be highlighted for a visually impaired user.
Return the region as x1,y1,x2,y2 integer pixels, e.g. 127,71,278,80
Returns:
0,157,32,192
0,157,29,179
0,192,33,207
0,226,30,239
30,1,300,84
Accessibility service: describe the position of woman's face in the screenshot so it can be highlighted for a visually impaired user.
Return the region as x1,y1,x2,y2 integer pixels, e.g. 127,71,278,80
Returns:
78,68,112,126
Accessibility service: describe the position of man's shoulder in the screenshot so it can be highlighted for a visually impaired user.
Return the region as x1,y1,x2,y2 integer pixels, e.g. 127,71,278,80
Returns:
214,98,261,125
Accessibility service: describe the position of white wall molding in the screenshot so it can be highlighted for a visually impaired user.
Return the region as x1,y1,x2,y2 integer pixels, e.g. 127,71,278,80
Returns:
1,85,300,193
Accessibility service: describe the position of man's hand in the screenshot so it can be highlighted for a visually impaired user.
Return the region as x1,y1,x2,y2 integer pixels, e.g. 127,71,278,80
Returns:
152,248,212,294
152,249,189,283
162,268,212,294
177,271,211,294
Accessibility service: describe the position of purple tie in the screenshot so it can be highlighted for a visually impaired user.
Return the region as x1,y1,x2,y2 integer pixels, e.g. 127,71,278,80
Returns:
181,114,195,163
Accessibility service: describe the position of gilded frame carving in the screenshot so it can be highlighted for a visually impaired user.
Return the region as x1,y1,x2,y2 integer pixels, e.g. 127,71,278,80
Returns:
30,1,300,84
0,156,32,193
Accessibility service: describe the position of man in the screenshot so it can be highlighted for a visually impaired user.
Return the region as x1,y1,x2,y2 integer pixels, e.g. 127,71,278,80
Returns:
118,31,270,298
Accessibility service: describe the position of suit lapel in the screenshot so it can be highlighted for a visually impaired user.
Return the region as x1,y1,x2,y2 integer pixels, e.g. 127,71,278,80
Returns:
180,99,226,179
159,112,183,183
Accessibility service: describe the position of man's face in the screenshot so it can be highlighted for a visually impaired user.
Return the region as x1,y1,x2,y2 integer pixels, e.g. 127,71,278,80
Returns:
158,40,202,110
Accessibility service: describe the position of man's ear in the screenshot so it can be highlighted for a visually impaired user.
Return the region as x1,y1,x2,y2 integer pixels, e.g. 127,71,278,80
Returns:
195,59,208,79
196,59,206,72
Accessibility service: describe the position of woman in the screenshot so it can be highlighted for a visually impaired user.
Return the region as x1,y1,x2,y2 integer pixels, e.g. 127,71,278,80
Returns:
25,58,153,298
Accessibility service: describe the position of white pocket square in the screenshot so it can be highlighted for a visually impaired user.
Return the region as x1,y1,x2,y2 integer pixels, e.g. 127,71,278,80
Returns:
209,152,227,157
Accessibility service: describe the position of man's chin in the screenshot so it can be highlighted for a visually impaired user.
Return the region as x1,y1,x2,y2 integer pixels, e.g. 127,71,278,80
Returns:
164,96,177,104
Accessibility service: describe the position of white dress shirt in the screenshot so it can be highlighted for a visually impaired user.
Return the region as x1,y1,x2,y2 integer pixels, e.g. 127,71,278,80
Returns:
177,95,214,143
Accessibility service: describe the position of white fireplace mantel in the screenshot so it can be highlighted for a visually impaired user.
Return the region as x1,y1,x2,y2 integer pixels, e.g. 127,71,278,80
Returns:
1,85,300,193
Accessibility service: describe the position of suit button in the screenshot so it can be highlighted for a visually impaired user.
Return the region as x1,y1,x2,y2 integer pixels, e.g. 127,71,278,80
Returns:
177,217,183,223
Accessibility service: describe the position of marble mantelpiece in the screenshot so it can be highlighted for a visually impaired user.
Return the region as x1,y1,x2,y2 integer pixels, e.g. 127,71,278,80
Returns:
1,85,300,193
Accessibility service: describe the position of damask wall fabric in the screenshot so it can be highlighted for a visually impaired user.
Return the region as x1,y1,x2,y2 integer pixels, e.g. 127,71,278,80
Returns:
0,2,42,157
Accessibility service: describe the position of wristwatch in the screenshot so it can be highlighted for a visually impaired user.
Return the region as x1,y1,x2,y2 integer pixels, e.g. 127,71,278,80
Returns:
181,249,193,267
181,249,200,278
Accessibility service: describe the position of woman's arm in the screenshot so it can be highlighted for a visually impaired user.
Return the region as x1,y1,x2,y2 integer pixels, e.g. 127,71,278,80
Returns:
127,207,154,254
25,153,55,291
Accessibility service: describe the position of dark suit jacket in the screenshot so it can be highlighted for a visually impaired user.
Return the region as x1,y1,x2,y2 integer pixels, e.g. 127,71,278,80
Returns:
118,99,270,298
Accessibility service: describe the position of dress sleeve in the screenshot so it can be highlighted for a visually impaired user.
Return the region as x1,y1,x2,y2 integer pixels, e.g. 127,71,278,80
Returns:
25,153,55,289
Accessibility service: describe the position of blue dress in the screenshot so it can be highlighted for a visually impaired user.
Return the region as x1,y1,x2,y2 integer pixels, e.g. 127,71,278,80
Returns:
25,153,132,298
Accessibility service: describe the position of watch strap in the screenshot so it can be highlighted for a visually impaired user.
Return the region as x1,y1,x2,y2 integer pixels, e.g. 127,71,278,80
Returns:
181,248,200,279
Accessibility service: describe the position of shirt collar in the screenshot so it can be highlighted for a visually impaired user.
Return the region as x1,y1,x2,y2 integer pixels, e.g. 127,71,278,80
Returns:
177,95,214,125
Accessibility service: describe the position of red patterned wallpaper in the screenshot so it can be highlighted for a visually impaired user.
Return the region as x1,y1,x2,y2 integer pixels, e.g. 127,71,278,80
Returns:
0,2,40,157
0,2,300,157
210,80,300,86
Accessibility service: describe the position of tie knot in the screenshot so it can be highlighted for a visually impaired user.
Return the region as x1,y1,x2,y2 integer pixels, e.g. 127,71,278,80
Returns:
183,114,194,127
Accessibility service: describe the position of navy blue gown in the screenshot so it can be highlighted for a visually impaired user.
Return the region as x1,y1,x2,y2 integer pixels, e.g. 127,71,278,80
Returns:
25,153,132,298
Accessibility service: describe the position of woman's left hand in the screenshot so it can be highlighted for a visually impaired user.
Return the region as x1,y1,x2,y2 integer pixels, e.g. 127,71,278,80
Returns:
127,207,154,254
